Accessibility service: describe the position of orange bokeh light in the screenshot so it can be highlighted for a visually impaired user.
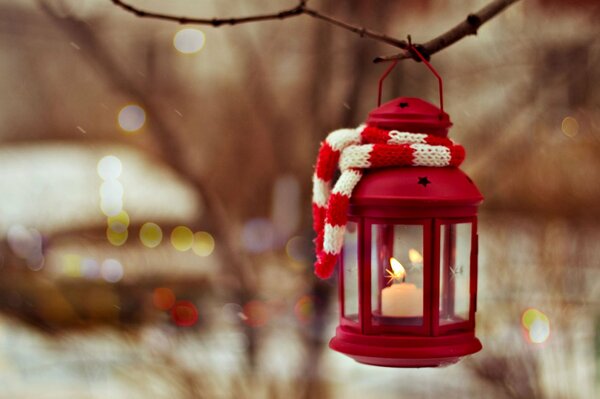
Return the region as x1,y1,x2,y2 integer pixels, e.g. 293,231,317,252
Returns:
242,300,270,328
153,287,176,310
294,295,314,324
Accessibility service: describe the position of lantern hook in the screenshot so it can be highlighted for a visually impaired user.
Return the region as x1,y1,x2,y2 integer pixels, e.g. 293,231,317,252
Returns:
376,42,445,116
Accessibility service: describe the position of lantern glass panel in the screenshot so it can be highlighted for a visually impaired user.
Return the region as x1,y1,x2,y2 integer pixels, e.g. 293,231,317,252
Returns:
439,223,472,326
371,223,424,326
342,221,359,322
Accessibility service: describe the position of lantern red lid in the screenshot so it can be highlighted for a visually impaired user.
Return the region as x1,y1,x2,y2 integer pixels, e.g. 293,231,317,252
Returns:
352,167,483,206
366,97,452,137
348,167,483,219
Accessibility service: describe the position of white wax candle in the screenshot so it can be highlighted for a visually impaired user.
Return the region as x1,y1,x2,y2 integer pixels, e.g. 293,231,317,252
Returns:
381,282,423,317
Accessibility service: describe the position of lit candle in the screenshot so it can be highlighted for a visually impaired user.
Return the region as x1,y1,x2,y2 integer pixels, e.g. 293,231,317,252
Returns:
381,257,423,317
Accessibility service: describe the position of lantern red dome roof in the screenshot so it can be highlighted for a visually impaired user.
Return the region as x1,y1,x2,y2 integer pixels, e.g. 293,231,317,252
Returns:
366,97,452,137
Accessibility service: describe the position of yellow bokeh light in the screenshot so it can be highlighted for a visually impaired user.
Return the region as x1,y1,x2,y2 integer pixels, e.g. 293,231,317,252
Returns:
62,254,82,277
521,308,548,330
561,116,579,138
107,211,130,233
140,222,163,248
118,104,146,132
173,28,205,54
171,226,194,251
107,227,128,246
192,231,215,256
522,308,551,344
97,155,122,180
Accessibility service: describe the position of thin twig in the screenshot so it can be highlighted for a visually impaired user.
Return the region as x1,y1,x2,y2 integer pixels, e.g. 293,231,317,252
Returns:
374,0,521,62
110,0,408,48
303,6,407,48
110,0,305,26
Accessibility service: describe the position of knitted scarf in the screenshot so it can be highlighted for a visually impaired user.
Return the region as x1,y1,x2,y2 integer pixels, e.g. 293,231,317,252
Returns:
312,124,465,279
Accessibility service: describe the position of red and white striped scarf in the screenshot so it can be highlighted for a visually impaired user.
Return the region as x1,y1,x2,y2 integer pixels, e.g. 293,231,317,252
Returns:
312,125,465,279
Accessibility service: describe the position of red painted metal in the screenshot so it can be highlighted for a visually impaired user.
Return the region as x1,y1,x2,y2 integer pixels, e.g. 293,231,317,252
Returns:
409,44,445,114
374,45,449,135
367,98,452,136
377,60,399,107
329,97,484,368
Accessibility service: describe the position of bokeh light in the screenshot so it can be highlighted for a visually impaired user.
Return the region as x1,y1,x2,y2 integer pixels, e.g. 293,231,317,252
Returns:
7,225,43,262
100,180,124,203
153,287,176,310
140,222,163,248
26,254,45,271
171,226,194,251
521,308,548,330
107,211,130,233
242,300,270,328
192,231,214,256
62,254,81,277
100,198,123,217
171,300,199,327
522,308,551,344
97,155,122,180
101,258,124,283
241,218,275,253
561,116,579,137
107,227,128,246
294,295,314,324
529,318,551,344
173,28,205,54
98,156,125,217
118,104,146,132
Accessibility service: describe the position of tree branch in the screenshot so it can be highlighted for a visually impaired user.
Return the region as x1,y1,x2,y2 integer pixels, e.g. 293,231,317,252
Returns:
302,6,407,48
110,0,520,62
373,0,521,63
110,0,408,48
110,0,306,26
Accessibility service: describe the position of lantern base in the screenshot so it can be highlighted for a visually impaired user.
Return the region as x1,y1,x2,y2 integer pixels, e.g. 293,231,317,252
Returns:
329,327,482,368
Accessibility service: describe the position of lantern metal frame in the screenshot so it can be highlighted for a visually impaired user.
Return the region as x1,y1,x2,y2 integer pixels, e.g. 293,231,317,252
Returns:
329,166,483,368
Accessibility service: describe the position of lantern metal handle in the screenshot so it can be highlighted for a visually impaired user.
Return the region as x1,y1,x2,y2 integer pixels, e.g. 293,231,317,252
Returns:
377,45,445,115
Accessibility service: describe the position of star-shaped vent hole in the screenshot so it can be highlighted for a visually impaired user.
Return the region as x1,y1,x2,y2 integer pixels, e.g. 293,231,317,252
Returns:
417,177,431,187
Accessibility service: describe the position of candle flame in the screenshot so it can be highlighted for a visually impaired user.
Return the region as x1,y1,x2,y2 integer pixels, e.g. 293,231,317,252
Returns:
408,248,423,264
387,257,406,283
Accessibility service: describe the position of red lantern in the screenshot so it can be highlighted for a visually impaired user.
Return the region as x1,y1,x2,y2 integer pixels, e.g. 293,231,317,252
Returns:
315,51,483,367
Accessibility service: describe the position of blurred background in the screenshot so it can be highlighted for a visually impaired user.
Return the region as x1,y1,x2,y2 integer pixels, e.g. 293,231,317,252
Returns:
0,0,599,398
